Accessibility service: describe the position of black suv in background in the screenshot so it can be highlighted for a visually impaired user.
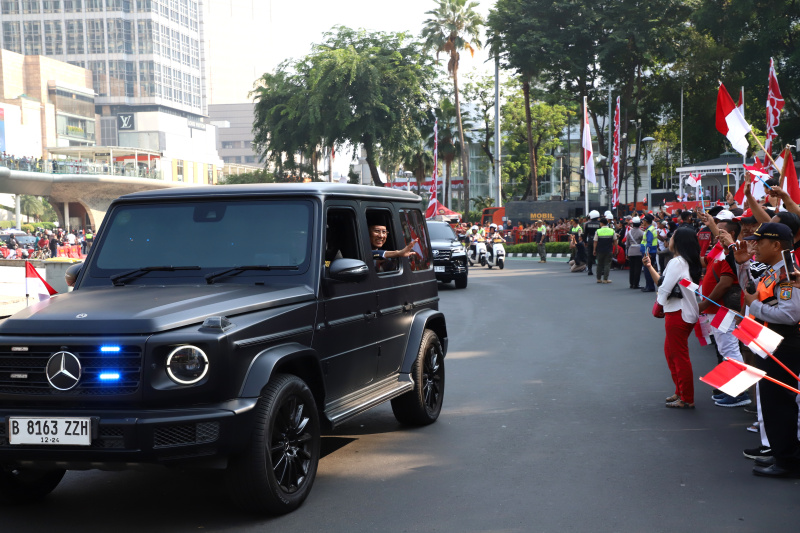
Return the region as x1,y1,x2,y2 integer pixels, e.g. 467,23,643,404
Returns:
427,221,468,289
0,184,448,515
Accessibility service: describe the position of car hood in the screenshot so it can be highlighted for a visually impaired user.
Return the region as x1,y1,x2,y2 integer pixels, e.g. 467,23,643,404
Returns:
430,238,462,250
0,284,315,336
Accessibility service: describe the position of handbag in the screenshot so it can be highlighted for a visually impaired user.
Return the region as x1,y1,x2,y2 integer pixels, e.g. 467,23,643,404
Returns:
652,300,665,318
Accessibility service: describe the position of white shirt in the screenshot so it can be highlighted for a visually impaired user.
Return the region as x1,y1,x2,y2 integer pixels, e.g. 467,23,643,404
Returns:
656,255,699,323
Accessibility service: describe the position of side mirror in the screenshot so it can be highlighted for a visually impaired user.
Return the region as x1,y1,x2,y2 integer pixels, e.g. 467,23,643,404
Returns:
65,261,84,288
328,258,368,282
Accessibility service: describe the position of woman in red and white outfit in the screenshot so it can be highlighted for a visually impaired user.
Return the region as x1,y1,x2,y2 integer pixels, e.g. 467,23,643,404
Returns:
644,227,701,408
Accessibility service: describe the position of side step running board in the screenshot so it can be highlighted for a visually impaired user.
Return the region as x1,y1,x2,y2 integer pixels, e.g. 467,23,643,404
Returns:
325,375,414,428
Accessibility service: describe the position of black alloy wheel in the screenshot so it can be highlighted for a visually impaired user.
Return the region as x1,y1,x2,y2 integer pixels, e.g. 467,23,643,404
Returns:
226,374,320,515
391,329,445,425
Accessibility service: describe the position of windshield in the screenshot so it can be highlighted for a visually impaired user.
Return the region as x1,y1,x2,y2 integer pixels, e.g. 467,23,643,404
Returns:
427,223,457,241
87,199,312,284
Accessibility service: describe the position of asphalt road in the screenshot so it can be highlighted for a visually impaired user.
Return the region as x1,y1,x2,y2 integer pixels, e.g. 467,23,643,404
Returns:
2,261,798,532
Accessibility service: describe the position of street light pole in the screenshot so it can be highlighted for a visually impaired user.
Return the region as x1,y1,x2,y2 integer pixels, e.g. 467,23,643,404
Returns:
642,137,655,211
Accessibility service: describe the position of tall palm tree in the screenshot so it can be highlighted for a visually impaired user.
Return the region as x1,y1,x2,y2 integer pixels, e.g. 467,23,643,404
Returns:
421,0,483,209
434,98,472,209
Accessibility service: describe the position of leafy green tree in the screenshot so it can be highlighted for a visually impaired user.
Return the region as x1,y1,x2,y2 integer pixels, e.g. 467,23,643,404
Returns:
20,195,44,222
500,82,570,201
422,0,484,205
219,171,276,185
252,27,436,187
461,70,498,176
435,97,472,208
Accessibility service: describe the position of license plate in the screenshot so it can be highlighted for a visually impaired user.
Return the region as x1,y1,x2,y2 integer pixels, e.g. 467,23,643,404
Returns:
8,417,92,446
434,266,445,272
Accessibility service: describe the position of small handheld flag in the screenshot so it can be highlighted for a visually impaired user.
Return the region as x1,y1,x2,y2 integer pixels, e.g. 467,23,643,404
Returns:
710,306,737,332
734,316,783,359
678,278,699,292
694,318,712,346
25,261,57,303
716,83,752,156
700,359,766,398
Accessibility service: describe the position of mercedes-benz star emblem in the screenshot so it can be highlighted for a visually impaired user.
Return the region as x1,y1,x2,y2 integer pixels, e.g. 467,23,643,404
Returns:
46,351,82,391
76,313,88,319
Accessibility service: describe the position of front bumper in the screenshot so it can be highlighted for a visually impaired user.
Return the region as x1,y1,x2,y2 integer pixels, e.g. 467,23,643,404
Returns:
433,254,467,281
0,398,259,469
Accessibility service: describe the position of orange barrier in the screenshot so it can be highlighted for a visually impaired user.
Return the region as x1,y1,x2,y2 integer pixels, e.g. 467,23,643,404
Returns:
56,244,82,258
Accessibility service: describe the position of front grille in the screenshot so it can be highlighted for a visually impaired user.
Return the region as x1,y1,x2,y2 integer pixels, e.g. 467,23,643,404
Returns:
153,422,220,449
433,250,452,261
0,345,142,396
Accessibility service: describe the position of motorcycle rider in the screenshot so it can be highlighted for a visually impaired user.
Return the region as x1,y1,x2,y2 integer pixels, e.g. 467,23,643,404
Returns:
487,223,503,261
467,225,486,261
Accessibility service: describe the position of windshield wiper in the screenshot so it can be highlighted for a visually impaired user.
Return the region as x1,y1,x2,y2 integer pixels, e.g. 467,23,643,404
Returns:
111,265,201,286
205,265,299,284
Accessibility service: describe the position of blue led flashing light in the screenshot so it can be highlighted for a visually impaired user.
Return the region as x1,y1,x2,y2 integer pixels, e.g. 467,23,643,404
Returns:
99,372,121,381
100,346,121,353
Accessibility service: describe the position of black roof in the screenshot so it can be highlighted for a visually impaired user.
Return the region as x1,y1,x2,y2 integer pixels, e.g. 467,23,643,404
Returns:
117,182,422,202
682,154,754,167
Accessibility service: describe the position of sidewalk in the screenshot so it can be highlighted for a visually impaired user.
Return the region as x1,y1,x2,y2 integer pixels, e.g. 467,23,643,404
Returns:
0,264,46,318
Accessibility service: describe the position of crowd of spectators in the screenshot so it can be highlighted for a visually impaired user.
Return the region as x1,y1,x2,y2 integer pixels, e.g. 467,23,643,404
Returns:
1,226,92,259
555,174,800,478
1,151,158,178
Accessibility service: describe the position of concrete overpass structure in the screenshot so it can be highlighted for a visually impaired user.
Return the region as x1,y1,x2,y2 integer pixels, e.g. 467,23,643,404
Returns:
0,166,191,231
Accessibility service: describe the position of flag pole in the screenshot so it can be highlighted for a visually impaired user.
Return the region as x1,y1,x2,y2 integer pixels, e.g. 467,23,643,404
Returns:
25,260,29,308
684,282,800,382
748,131,778,168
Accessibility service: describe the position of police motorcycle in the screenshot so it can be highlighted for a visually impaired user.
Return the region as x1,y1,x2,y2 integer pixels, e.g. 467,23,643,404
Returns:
466,226,487,266
485,225,506,269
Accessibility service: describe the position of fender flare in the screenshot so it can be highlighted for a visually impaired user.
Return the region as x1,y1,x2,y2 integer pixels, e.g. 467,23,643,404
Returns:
401,310,448,374
238,342,326,406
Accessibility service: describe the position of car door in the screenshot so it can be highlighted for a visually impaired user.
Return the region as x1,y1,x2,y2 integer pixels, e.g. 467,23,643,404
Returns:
313,202,378,401
366,205,432,380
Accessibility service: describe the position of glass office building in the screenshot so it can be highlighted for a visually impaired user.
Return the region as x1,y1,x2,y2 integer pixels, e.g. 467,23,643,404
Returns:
0,0,204,117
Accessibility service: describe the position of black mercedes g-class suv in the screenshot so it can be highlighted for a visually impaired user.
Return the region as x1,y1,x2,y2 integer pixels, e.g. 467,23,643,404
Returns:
427,220,468,289
0,184,447,515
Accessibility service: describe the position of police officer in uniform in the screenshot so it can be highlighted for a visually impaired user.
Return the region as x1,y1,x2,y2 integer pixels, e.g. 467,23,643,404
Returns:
733,222,800,477
584,210,602,276
593,217,617,283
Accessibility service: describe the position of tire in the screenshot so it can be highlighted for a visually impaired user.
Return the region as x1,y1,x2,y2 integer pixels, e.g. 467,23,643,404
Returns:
487,263,493,269
391,329,445,425
0,467,65,504
498,258,504,270
479,256,486,266
226,374,320,515
454,274,468,289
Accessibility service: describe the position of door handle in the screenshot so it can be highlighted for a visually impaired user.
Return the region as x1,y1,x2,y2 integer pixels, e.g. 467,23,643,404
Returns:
402,303,413,313
365,311,377,320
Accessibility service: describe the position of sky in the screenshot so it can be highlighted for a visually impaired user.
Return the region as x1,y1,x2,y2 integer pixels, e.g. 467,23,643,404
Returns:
206,0,499,176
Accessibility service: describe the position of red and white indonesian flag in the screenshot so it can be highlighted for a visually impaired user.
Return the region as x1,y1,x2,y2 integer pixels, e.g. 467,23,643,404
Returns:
733,316,783,359
716,83,751,156
777,149,800,206
710,306,737,332
695,318,712,346
678,278,699,292
700,359,766,398
582,96,596,185
611,97,620,208
706,241,725,263
686,173,702,188
25,261,57,302
765,58,784,157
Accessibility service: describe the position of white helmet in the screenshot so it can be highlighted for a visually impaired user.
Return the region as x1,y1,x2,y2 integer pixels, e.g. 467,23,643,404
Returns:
471,225,479,231
489,223,497,229
604,210,613,219
631,216,641,224
589,210,600,219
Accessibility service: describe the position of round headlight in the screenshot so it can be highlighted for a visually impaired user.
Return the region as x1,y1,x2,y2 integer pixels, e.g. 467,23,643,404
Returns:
166,345,209,385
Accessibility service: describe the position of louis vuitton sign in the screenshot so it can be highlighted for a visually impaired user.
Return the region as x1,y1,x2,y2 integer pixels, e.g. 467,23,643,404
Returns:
117,113,135,130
